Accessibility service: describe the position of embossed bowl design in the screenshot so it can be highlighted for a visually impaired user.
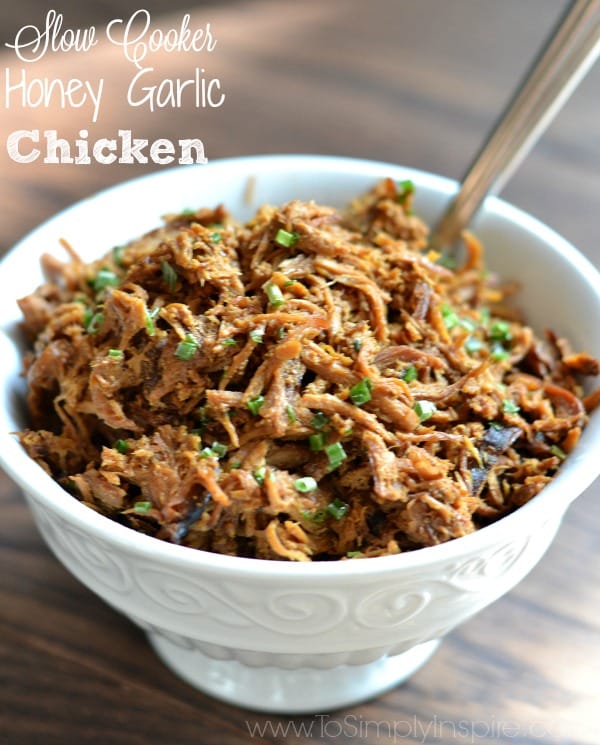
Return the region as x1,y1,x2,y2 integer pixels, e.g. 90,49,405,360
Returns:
1,155,599,714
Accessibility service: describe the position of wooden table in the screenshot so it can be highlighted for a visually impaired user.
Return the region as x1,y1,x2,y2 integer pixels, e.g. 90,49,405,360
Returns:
1,1,599,743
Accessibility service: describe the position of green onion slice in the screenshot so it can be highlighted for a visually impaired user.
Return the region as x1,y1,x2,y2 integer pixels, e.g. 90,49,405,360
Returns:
175,333,198,361
86,311,104,334
325,441,347,470
309,432,326,451
490,320,512,342
349,378,373,406
91,268,120,291
247,395,265,415
502,399,520,414
490,342,509,361
253,466,266,485
264,281,285,309
402,365,417,383
145,307,160,337
311,412,329,429
112,245,126,266
414,400,437,422
200,441,228,458
114,439,129,454
161,259,178,291
294,477,318,493
397,179,415,203
464,336,484,354
326,498,349,519
441,304,459,330
274,228,299,247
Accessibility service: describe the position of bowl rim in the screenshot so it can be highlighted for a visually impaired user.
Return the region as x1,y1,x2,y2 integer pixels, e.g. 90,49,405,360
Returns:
1,152,599,580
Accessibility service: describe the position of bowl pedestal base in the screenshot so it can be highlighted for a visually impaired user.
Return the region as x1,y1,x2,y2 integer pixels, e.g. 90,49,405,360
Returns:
147,633,440,714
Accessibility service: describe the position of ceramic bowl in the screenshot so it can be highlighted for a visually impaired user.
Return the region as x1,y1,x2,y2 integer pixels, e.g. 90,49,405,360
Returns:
1,155,599,714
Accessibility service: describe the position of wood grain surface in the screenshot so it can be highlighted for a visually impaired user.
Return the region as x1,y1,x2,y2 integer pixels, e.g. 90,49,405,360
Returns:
0,1,598,743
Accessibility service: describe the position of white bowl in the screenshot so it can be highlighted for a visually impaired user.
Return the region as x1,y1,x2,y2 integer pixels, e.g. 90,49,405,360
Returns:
1,155,599,714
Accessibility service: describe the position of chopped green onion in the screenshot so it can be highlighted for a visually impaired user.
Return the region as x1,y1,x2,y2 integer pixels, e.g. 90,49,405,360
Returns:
402,364,418,383
253,466,266,485
277,327,287,339
294,476,318,493
91,268,120,291
490,342,509,361
211,442,228,457
352,339,362,352
133,501,152,514
502,399,520,414
283,280,296,287
309,432,326,451
285,405,297,423
489,421,503,430
114,439,129,454
325,441,347,470
490,320,512,342
230,461,242,470
437,253,457,270
107,348,124,360
414,400,437,422
222,338,238,347
459,317,478,332
247,395,265,415
464,336,484,354
264,281,285,309
346,550,364,558
112,245,126,266
441,304,459,329
301,508,327,524
145,307,160,336
550,444,567,460
349,378,373,406
200,441,228,458
311,412,329,430
211,232,222,243
195,406,210,433
161,259,178,291
175,333,198,361
326,497,349,519
479,307,491,327
86,311,104,334
274,228,299,247
181,207,196,216
250,330,264,343
397,179,415,203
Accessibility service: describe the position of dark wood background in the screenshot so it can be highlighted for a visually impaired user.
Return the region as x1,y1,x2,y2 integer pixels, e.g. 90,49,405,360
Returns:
1,1,598,743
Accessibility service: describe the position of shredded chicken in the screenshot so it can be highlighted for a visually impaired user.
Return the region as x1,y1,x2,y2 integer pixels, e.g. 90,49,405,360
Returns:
17,179,600,560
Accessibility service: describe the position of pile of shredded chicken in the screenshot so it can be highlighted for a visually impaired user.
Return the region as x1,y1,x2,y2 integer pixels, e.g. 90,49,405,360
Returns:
18,179,600,561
